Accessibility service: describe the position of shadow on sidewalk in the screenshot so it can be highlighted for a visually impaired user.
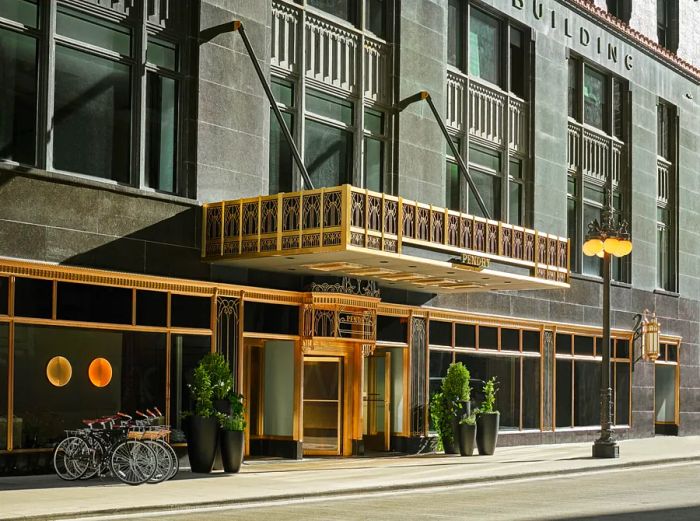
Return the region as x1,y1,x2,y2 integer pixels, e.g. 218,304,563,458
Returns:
554,505,700,521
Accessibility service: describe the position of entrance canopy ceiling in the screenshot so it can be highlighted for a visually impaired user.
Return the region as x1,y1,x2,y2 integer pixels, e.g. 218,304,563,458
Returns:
202,185,570,294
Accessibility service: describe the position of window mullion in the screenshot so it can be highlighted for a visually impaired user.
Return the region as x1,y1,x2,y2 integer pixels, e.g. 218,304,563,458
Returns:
39,0,57,170
134,1,147,189
356,31,365,188
294,7,307,192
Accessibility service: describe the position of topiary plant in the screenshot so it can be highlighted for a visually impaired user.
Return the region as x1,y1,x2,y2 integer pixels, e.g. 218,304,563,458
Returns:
480,377,499,414
190,364,214,418
430,391,453,451
197,353,233,401
442,362,471,406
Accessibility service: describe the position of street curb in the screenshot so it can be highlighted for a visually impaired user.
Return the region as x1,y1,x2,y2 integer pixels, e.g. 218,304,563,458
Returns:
9,455,700,521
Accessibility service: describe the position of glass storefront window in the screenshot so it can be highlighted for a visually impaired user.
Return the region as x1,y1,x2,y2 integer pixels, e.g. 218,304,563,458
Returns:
573,360,600,426
469,9,500,86
269,111,294,194
0,28,37,166
53,45,131,182
13,325,166,449
0,277,8,315
146,72,177,193
305,120,352,188
135,290,167,327
170,334,211,443
583,66,606,131
555,359,572,428
468,170,501,220
171,295,210,329
263,340,294,437
147,38,177,70
0,0,37,27
0,324,7,450
14,278,52,319
655,364,677,423
57,282,132,324
56,8,131,56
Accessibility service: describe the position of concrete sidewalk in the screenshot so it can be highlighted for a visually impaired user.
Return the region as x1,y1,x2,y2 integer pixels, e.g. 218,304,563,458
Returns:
1,436,699,520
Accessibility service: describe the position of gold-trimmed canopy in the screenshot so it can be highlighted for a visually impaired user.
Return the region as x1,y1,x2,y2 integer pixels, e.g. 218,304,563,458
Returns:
202,185,570,294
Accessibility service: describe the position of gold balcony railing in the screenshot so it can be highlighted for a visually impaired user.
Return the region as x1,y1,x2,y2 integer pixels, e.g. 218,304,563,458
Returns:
202,185,570,286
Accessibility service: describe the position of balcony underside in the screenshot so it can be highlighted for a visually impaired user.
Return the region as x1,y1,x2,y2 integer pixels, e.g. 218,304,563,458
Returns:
202,185,570,294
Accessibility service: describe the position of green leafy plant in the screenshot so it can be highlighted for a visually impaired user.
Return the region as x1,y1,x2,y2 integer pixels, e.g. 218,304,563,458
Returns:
442,362,471,404
430,392,452,451
190,364,214,418
218,392,247,431
430,363,472,450
198,353,233,400
480,377,499,414
459,412,477,426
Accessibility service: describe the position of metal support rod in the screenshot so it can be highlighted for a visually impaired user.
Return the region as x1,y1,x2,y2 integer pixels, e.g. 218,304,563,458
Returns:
232,21,314,190
397,91,491,220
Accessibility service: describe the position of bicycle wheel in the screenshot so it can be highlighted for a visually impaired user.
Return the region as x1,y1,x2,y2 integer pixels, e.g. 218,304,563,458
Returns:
110,440,156,485
161,441,179,480
80,437,105,480
53,437,89,481
144,440,172,484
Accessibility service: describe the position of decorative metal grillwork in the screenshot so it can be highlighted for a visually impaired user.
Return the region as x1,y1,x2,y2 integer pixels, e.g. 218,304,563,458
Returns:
410,317,426,436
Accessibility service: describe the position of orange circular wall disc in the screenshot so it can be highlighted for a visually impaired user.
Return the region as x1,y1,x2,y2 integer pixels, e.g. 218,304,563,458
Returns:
88,358,113,388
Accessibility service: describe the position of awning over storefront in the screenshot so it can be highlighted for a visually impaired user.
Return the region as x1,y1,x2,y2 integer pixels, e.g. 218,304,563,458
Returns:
202,185,570,293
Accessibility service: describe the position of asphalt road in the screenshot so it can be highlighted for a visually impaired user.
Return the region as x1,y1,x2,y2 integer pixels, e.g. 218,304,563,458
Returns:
87,462,700,521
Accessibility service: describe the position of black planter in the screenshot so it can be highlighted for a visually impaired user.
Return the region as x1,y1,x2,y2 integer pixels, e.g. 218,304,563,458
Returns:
442,416,460,454
476,412,500,456
186,415,219,473
220,430,245,473
213,399,231,415
458,422,477,456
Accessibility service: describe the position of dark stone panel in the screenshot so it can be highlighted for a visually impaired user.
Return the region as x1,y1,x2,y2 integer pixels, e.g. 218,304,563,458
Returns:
679,387,700,413
553,429,599,444
0,452,53,476
249,438,302,460
144,241,209,279
392,435,437,454
655,292,680,320
497,431,544,447
678,298,700,322
549,302,584,324
632,386,654,412
511,296,550,321
47,228,146,273
0,220,47,261
583,305,602,327
632,361,655,386
679,412,700,436
564,279,601,307
680,344,700,367
630,411,654,438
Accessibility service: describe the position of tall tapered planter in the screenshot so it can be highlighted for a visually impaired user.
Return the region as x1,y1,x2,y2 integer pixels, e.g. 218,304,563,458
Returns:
220,430,244,473
187,416,219,473
458,422,477,456
476,412,500,456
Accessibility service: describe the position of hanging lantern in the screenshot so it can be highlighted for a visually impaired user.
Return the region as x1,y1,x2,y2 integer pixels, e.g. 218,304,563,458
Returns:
88,358,113,387
46,356,72,387
643,312,660,361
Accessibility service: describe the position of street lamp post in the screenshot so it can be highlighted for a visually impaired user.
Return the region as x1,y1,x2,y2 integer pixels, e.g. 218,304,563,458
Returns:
582,177,632,459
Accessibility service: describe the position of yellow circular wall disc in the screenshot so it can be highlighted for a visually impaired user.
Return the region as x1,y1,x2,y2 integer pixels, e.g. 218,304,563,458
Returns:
46,356,72,387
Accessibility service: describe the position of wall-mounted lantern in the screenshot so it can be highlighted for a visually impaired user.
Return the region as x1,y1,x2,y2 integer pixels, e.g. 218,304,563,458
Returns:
632,309,660,369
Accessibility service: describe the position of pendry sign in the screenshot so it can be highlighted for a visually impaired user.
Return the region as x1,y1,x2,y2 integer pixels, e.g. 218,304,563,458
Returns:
512,0,634,71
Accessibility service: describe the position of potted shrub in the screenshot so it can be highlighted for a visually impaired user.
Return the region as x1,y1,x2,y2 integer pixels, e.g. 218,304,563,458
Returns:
198,353,234,415
186,362,219,473
430,362,471,454
476,377,500,456
458,412,477,456
218,392,246,473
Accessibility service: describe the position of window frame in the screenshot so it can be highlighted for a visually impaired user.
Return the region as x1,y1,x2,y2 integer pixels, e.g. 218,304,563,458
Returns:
655,99,678,292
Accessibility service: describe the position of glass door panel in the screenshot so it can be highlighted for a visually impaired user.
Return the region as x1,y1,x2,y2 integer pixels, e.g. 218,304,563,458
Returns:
363,352,391,451
655,364,678,432
303,357,342,455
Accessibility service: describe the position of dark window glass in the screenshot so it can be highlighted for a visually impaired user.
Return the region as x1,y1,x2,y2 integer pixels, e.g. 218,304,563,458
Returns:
0,277,8,315
568,59,578,119
305,119,352,188
614,361,630,425
147,38,177,70
0,324,7,450
446,162,460,211
523,357,540,429
555,359,572,427
365,0,385,38
509,27,525,98
0,28,37,165
469,144,501,171
170,334,211,442
0,0,38,27
501,328,519,351
567,197,578,272
469,9,500,86
272,79,294,107
13,325,165,449
57,283,132,324
479,326,498,350
574,335,594,356
307,90,353,125
146,73,177,193
53,46,131,182
14,277,52,318
509,179,522,226
584,66,606,130
468,170,500,219
612,79,624,139
582,204,602,277
666,345,677,362
455,323,476,348
135,290,167,327
365,136,383,192
657,103,672,160
574,360,600,426
556,333,572,355
657,343,667,362
657,0,669,48
243,302,298,335
308,0,355,24
429,350,453,430
456,353,520,429
56,8,131,55
615,339,630,359
447,0,462,68
269,110,294,194
377,315,407,343
522,330,540,353
429,321,452,346
171,295,211,329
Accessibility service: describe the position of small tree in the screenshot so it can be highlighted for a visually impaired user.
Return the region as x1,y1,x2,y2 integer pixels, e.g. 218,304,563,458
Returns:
430,362,472,450
190,364,214,418
480,377,499,414
197,353,233,401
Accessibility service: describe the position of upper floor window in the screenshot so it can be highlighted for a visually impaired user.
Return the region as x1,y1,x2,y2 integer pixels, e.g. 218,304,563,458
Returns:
448,3,528,99
567,57,630,280
305,0,387,39
606,0,631,23
657,0,678,52
656,101,677,292
0,0,187,196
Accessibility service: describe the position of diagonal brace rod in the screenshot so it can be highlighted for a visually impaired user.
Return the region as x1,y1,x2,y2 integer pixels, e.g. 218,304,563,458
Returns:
398,91,491,220
232,21,314,190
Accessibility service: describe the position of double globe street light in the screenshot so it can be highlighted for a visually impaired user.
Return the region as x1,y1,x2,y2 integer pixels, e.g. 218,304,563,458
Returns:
582,185,632,459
